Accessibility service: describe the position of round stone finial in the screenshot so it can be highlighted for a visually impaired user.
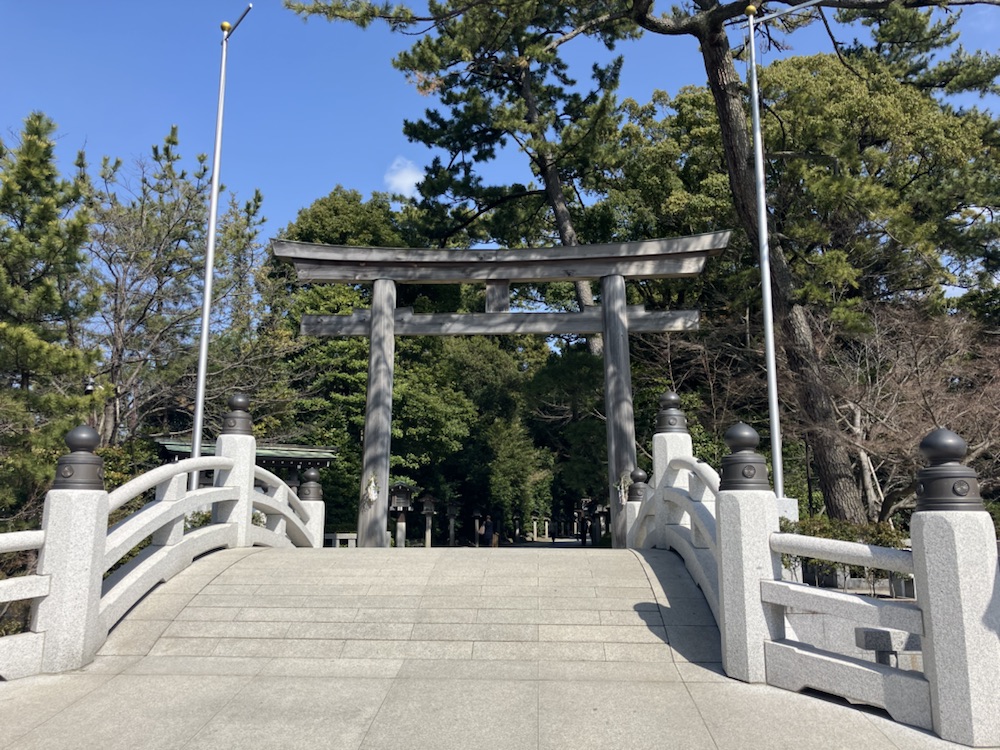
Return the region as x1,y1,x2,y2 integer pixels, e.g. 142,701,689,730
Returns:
659,392,680,411
229,393,251,412
627,467,649,503
915,427,982,512
53,426,104,491
221,393,253,435
655,391,689,434
719,422,770,491
298,466,323,502
724,422,760,453
919,428,967,465
65,425,100,454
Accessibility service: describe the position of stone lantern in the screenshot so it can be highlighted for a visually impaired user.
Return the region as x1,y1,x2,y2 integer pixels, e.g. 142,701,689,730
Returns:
389,482,414,549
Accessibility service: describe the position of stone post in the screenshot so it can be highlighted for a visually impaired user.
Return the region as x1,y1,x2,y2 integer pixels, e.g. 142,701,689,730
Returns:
213,394,257,548
625,467,648,542
626,392,692,548
910,429,1000,747
31,426,108,673
422,496,436,549
447,503,458,547
716,423,784,684
298,468,327,549
151,473,187,547
654,392,693,527
395,512,407,549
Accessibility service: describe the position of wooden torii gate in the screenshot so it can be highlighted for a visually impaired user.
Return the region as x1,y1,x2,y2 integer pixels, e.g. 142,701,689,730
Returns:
273,231,730,547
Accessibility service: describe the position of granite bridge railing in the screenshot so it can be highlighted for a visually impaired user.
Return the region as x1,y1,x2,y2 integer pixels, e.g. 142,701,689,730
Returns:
626,392,1000,748
0,394,325,681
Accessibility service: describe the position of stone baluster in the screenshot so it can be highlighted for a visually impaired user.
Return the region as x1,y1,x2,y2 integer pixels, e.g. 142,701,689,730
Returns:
654,392,692,527
910,428,1000,747
298,468,327,549
213,393,256,547
31,426,109,673
716,423,783,684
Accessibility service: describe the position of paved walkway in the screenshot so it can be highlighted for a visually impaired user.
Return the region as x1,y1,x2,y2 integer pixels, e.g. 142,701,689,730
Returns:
0,546,967,749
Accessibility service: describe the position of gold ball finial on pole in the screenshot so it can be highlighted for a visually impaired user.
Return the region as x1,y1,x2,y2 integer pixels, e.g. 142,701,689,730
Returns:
221,21,232,32
745,4,757,15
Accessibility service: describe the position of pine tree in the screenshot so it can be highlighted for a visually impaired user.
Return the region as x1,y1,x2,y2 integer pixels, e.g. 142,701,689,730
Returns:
0,112,94,525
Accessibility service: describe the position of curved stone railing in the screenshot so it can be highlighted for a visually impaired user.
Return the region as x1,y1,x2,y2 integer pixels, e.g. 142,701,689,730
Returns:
250,465,323,548
625,392,1000,748
626,394,722,621
761,532,931,731
658,460,720,622
0,531,50,679
100,457,243,635
0,394,326,682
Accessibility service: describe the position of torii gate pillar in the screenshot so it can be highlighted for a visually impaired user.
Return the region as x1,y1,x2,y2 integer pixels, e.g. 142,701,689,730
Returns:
602,274,637,547
357,278,396,547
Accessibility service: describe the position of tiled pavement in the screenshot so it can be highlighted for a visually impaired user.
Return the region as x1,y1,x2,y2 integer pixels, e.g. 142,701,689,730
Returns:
0,545,970,749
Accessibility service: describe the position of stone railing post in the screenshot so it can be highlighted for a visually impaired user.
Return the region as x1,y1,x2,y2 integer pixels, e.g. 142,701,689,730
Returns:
213,393,257,547
31,426,109,673
910,428,1000,747
628,392,692,549
652,392,692,495
716,423,784,684
298,468,327,548
624,467,649,540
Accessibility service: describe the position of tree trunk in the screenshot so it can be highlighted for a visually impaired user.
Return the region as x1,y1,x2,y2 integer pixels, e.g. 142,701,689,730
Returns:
698,25,867,523
519,66,603,356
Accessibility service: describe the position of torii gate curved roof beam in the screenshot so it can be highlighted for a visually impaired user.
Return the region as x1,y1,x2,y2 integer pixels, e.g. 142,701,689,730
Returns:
271,231,730,284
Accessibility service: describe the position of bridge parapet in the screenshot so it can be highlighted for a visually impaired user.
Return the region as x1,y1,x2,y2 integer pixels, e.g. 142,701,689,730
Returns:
0,394,325,681
626,394,999,747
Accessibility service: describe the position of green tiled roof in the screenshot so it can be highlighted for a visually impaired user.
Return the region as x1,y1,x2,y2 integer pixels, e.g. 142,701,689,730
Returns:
154,438,337,469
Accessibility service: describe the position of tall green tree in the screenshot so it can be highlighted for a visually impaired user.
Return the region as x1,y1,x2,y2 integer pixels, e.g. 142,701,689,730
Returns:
624,1,1000,522
0,113,93,524
85,129,279,445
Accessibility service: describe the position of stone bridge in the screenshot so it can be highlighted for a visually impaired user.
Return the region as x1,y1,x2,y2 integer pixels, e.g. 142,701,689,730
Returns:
0,546,954,750
1,394,997,748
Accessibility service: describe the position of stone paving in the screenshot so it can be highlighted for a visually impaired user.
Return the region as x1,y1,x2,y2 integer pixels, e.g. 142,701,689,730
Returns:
0,545,973,749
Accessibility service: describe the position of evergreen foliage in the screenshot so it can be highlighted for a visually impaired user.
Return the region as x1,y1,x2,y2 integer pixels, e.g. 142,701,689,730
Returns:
0,113,93,527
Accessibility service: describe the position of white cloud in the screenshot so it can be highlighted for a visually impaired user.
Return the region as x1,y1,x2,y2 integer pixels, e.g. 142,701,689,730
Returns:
384,157,422,198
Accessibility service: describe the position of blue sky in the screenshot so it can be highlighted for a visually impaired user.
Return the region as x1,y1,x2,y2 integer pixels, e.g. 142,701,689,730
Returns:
5,1,997,241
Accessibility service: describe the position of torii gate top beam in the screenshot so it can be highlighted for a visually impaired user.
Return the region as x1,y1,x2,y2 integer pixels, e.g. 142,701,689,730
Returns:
271,231,730,284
